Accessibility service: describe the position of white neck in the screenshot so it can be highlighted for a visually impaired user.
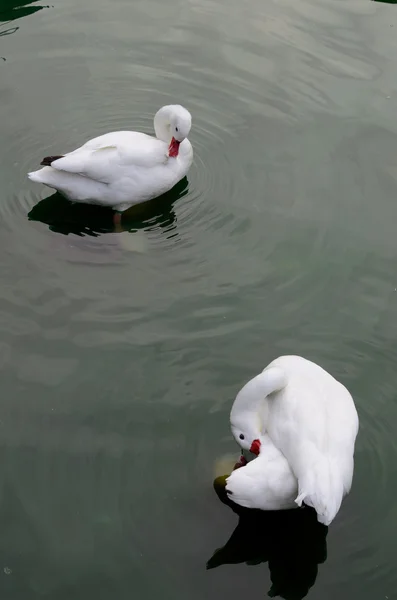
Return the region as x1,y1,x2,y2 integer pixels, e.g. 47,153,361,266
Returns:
230,367,287,420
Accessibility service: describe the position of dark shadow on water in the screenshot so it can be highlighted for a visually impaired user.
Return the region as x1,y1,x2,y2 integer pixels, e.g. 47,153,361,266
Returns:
0,1,44,24
27,178,189,237
208,476,328,600
0,1,48,61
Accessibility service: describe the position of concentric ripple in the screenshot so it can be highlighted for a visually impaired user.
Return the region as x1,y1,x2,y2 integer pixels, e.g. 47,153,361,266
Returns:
1,0,397,597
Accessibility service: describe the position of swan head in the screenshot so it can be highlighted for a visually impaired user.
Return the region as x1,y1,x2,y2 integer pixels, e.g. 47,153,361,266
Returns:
153,104,192,157
229,367,287,457
230,419,262,456
229,373,273,456
230,390,263,456
169,106,192,142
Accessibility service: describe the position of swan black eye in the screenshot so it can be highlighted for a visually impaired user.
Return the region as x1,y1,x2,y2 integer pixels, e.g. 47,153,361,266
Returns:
175,127,179,132
239,434,245,440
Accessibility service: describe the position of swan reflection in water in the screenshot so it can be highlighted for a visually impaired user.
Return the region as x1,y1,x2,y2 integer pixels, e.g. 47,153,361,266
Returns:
28,177,189,238
208,475,328,600
1,1,46,62
0,0,44,24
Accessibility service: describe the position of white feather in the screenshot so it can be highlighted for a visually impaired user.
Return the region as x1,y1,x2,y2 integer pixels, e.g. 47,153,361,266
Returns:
226,435,297,510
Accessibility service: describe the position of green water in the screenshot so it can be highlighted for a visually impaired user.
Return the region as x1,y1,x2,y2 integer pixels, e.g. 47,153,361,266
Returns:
1,0,397,598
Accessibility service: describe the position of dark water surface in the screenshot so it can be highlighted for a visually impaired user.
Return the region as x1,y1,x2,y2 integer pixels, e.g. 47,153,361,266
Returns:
1,0,397,598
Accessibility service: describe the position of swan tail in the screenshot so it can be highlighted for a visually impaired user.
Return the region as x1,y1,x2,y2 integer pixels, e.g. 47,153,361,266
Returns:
28,165,78,187
28,166,59,186
28,168,47,184
295,456,344,526
225,472,254,509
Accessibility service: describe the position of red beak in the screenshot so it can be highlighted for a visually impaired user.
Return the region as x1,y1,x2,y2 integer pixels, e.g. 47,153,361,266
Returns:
250,439,261,455
168,137,180,158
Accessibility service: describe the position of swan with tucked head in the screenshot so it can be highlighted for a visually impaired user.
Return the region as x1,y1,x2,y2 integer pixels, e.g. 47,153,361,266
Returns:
154,104,192,157
28,104,193,222
226,355,359,526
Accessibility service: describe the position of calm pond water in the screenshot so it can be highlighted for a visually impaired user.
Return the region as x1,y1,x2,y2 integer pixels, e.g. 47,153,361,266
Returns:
1,0,397,598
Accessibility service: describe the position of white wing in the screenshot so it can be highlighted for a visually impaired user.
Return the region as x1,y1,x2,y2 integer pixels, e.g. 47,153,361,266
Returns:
264,355,359,525
50,132,168,183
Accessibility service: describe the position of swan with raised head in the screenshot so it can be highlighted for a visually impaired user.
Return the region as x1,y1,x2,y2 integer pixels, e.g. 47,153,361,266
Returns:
28,104,193,223
226,355,359,525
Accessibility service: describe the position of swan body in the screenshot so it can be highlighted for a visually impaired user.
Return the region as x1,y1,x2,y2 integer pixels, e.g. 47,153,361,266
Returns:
229,355,359,525
225,434,298,511
28,105,193,212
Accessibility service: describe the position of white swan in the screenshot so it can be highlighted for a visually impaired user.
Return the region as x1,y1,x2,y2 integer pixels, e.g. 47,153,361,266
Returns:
28,105,193,222
226,355,359,525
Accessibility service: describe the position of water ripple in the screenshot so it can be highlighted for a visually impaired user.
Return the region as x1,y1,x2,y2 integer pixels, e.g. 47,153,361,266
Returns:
1,0,397,596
